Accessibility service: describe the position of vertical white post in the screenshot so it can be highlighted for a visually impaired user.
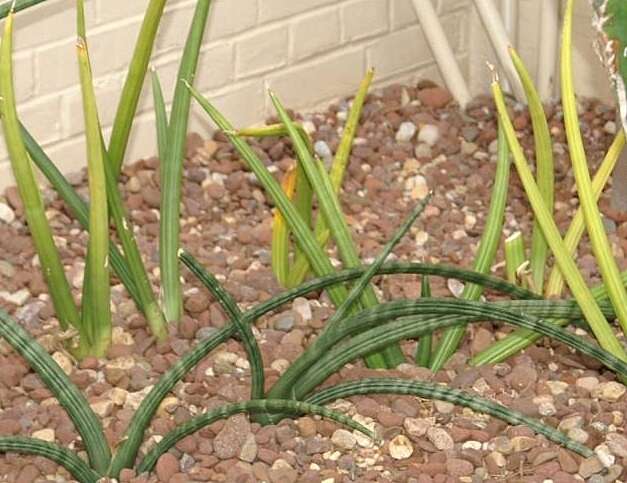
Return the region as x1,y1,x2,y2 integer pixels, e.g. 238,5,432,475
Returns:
501,0,518,49
411,0,472,108
536,0,560,100
472,0,526,101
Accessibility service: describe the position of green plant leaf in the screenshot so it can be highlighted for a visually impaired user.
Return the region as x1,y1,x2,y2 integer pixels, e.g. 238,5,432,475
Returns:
179,250,264,400
472,131,626,366
21,124,143,312
0,10,80,332
510,47,555,293
307,379,592,457
415,274,432,367
0,309,110,474
137,399,374,474
562,0,627,337
108,0,167,176
160,0,213,323
151,67,169,164
287,69,374,287
491,75,627,363
430,120,511,371
0,437,100,483
76,4,111,357
270,91,405,368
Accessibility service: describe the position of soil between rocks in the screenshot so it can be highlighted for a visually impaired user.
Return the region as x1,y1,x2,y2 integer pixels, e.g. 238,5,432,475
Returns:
1,81,627,483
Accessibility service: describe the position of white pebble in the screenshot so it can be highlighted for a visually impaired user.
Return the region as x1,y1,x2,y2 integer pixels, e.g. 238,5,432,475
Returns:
0,202,15,224
418,124,440,146
396,122,417,143
389,434,414,459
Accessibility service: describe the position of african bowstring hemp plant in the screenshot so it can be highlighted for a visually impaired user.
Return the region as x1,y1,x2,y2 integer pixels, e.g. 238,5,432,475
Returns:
429,117,511,371
489,69,627,364
113,247,627,475
186,81,407,370
0,272,621,482
563,0,627,335
160,0,213,324
0,309,374,482
75,0,111,357
472,130,626,365
0,0,173,351
0,7,81,333
471,8,627,364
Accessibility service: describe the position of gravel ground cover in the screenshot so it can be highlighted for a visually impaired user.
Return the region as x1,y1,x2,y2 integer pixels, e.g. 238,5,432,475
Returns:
0,81,626,483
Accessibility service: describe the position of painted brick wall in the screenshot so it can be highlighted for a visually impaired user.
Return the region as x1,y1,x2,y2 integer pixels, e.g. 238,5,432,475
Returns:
0,0,470,189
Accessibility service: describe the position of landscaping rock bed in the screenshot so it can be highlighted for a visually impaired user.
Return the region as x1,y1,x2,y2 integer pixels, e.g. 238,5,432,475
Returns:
0,81,626,482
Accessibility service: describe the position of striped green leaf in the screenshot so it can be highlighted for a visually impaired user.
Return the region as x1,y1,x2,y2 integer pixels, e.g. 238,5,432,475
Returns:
179,250,264,400
415,275,432,367
0,309,110,474
160,0,213,323
137,399,374,474
307,379,592,457
0,437,100,483
430,120,511,371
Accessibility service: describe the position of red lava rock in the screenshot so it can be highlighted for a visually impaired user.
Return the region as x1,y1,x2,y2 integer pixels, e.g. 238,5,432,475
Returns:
155,453,179,482
445,458,473,477
214,414,251,459
268,467,298,483
417,86,453,109
15,464,40,483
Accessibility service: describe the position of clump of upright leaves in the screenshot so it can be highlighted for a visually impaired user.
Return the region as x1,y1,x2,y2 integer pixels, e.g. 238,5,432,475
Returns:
429,118,511,371
0,9,81,332
0,0,170,355
189,77,406,369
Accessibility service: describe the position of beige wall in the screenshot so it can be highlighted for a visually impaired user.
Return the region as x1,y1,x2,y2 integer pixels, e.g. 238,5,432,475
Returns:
0,0,471,190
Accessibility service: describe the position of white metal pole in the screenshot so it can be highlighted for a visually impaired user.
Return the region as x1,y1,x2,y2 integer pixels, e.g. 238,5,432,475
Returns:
501,0,518,49
536,0,560,100
472,0,525,101
411,0,472,108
